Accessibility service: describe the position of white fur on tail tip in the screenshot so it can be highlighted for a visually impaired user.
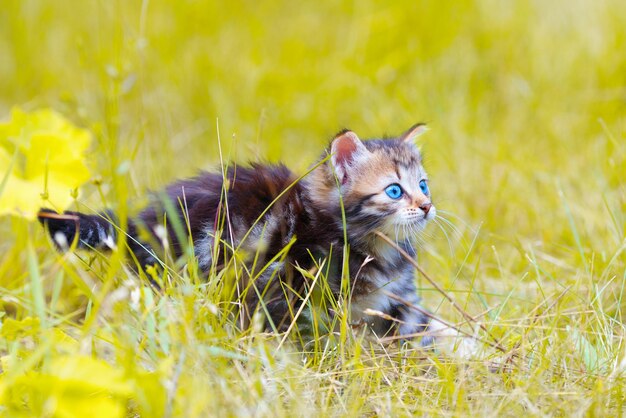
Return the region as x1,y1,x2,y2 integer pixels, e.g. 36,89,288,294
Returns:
53,232,69,250
427,318,479,359
102,234,116,250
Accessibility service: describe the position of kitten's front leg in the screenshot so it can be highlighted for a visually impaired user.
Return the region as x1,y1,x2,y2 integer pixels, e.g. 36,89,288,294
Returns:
393,294,431,341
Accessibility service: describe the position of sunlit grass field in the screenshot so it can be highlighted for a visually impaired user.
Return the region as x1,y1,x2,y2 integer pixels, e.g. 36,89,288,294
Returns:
1,0,626,416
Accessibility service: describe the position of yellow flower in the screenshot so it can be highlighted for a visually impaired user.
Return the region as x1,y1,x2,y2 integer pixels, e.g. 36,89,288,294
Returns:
1,354,134,418
0,107,92,219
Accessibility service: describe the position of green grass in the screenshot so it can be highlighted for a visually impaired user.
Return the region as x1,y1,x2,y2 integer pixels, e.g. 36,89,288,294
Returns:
1,0,626,416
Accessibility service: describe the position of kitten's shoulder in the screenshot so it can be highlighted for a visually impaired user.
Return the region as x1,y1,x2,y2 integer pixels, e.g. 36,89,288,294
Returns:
228,163,298,201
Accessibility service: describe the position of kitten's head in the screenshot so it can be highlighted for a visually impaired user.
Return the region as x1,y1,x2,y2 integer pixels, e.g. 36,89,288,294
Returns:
311,124,435,242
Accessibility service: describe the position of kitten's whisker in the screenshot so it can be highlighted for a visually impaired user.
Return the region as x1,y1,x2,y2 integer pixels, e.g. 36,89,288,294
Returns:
414,231,428,249
418,222,435,238
436,210,477,234
424,228,439,242
411,223,426,241
405,225,417,255
435,215,469,253
435,214,464,239
394,224,400,247
433,218,455,255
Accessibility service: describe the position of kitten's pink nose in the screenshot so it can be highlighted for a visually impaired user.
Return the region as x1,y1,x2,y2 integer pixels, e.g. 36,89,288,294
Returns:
420,203,432,215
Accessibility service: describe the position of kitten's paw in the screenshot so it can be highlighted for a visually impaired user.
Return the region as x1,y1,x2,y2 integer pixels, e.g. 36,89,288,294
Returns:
423,318,480,360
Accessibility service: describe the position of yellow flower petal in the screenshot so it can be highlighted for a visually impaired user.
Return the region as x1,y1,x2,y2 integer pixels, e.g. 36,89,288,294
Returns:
0,175,45,218
0,107,92,220
26,133,91,182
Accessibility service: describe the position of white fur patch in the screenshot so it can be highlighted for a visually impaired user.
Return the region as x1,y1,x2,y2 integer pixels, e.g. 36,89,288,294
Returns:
241,214,280,256
102,234,116,250
53,232,69,249
195,225,215,271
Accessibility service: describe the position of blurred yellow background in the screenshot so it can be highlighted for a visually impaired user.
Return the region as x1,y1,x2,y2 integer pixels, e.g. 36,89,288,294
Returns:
1,1,626,415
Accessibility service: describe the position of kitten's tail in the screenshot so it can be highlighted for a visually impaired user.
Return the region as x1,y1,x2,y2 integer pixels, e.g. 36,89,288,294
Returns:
38,208,118,251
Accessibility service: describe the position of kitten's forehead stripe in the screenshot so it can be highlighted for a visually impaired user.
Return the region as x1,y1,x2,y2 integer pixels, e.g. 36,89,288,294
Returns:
364,139,422,164
393,162,402,181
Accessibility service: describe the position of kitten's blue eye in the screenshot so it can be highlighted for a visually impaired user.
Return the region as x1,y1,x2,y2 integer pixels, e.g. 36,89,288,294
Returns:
419,179,429,195
385,183,403,199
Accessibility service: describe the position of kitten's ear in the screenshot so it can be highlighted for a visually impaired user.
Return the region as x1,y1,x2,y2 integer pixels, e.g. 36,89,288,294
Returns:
330,130,369,184
400,123,428,143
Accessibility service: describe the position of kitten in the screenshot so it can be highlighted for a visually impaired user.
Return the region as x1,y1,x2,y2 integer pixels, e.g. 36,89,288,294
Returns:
39,124,469,351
